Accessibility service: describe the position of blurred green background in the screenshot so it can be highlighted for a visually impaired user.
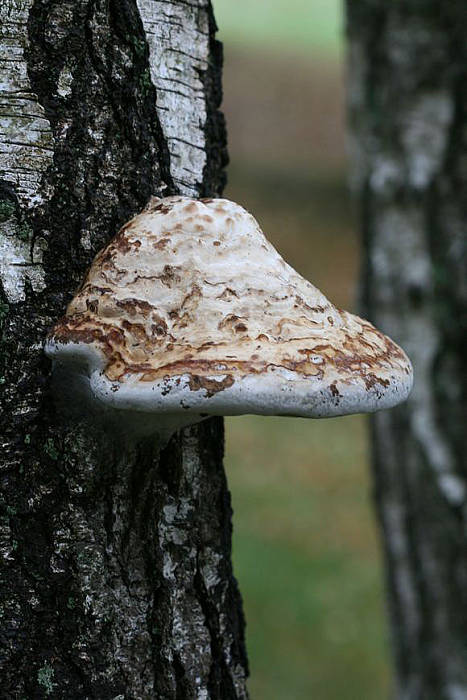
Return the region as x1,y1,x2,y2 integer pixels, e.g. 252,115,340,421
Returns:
213,1,392,698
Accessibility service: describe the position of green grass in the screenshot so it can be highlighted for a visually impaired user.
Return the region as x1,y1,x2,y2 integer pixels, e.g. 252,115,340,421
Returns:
213,0,343,55
225,414,391,699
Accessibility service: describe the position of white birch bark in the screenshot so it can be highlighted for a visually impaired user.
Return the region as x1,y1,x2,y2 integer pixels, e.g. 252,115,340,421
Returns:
0,0,53,301
136,0,209,195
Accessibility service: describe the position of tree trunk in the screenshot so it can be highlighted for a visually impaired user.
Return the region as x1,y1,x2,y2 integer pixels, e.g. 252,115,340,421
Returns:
346,2,467,698
0,1,248,697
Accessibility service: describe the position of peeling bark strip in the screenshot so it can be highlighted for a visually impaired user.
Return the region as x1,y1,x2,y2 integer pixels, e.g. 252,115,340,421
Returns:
346,2,467,698
0,0,248,697
136,0,210,196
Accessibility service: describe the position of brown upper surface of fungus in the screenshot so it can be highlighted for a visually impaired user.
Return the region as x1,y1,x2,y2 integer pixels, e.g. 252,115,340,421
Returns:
46,196,413,418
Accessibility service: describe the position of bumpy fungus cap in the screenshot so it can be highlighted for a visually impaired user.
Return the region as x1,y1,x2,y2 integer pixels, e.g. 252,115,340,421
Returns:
45,196,412,419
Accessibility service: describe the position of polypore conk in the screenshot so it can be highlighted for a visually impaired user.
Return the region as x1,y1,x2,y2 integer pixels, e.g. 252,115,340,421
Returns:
45,196,413,434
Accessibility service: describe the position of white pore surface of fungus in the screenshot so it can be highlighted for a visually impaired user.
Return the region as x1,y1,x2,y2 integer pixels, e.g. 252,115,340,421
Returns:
45,196,413,426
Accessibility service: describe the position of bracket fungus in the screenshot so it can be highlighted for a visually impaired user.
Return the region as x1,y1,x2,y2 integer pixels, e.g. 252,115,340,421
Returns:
45,196,412,441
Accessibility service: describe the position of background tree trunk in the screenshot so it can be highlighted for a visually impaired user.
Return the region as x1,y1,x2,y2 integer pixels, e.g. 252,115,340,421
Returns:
346,2,467,698
0,1,249,697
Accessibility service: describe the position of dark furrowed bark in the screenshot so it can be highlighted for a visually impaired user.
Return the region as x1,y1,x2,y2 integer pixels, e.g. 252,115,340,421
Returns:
346,1,467,698
0,1,248,697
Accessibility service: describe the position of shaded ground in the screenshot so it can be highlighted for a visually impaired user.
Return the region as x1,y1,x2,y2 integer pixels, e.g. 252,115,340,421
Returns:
220,45,391,700
226,415,390,700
